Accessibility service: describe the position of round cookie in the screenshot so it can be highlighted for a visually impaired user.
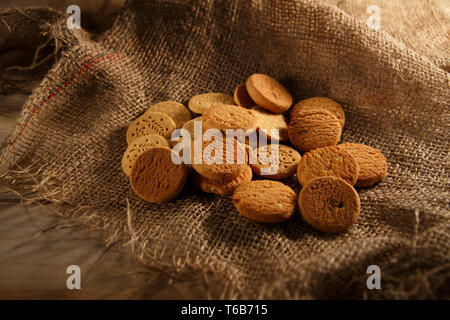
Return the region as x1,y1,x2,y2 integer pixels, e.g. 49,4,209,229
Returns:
297,146,360,186
233,180,297,223
192,135,248,183
250,144,301,179
202,104,258,132
337,143,388,187
130,147,188,203
246,73,293,113
146,101,191,128
169,116,202,148
126,111,176,144
299,177,360,233
234,83,256,108
288,108,341,152
193,165,252,196
188,92,235,114
291,97,345,128
121,134,170,176
181,116,202,139
251,106,289,142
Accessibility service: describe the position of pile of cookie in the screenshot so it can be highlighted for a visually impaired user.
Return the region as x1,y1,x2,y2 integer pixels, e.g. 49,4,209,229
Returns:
122,73,387,233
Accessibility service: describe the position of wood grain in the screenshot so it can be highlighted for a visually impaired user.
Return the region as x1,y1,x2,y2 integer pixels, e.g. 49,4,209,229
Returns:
0,65,204,300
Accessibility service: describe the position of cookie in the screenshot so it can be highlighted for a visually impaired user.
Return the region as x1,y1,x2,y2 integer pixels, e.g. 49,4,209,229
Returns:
121,134,170,176
291,97,345,128
202,104,258,132
193,165,252,196
297,146,360,186
233,180,297,223
298,176,360,233
126,111,176,144
192,135,248,183
169,116,202,148
146,101,191,128
234,83,256,108
288,108,341,152
130,147,188,203
337,143,388,187
188,92,235,114
181,116,202,139
246,73,293,113
250,144,301,179
251,106,289,142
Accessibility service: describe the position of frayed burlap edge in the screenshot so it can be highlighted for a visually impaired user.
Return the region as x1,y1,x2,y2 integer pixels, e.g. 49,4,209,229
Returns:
1,2,449,299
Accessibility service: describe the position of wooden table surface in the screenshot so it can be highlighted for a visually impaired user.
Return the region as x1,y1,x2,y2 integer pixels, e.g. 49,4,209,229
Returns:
0,89,215,299
0,0,190,300
3,0,445,300
0,93,147,299
0,45,209,300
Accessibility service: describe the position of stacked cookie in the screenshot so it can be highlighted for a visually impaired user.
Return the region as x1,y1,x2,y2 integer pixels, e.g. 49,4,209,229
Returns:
122,73,388,234
122,101,192,202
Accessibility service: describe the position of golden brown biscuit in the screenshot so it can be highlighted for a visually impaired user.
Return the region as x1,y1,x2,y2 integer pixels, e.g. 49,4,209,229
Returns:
192,135,248,183
169,116,202,148
121,134,170,176
251,106,289,142
291,97,345,128
233,180,297,223
188,93,235,114
297,146,360,186
130,147,188,203
126,111,176,144
246,73,293,113
299,176,360,233
234,83,256,108
250,144,301,179
146,101,191,128
337,143,388,187
181,116,202,139
202,104,258,132
288,108,341,152
193,165,252,196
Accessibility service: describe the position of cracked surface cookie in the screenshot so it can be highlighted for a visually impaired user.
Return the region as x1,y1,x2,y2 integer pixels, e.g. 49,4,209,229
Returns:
188,92,235,114
233,180,297,223
251,106,289,142
202,104,258,132
291,97,345,128
337,143,388,187
299,176,360,233
288,108,341,152
193,165,252,196
246,73,293,113
297,146,359,186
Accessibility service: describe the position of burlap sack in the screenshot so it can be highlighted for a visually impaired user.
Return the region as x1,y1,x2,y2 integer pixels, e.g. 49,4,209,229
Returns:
0,0,448,299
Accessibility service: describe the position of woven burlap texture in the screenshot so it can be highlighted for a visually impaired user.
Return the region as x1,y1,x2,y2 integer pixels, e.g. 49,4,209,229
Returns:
0,0,449,299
